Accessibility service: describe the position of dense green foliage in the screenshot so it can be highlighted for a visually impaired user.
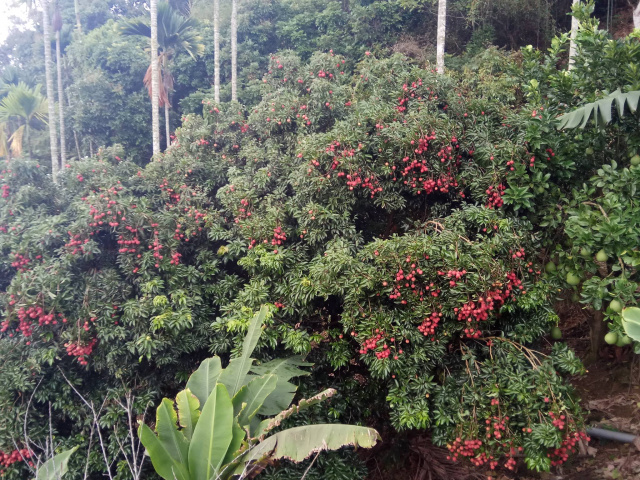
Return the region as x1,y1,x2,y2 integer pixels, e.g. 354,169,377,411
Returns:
1,0,640,478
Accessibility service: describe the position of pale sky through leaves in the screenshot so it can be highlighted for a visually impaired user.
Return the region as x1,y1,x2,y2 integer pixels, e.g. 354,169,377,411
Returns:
0,0,32,45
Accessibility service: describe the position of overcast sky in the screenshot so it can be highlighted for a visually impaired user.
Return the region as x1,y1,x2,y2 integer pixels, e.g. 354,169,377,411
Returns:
0,1,33,45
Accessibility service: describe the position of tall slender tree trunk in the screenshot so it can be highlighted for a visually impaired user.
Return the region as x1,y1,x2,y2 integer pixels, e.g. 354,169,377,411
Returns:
163,55,170,149
42,0,60,181
231,0,237,102
213,0,220,103
568,0,579,69
74,0,82,32
150,0,160,155
56,30,66,165
436,0,446,74
634,1,640,30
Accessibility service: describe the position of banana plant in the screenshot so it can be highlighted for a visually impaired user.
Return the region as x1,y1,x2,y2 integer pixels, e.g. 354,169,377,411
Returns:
138,306,381,480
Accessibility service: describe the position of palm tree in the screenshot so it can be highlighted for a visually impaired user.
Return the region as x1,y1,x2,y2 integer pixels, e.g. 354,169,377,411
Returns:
151,0,160,155
74,0,82,32
0,83,48,160
436,0,446,74
231,0,237,101
568,0,579,68
213,0,220,103
42,0,60,181
122,3,204,150
53,2,66,164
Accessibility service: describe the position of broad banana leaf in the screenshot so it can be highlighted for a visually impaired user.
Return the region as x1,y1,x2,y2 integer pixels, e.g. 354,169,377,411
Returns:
249,356,312,415
176,389,201,441
232,374,277,429
222,415,246,467
35,446,78,480
156,398,190,467
189,383,234,480
622,307,640,342
186,356,222,406
253,388,337,439
557,89,640,130
242,424,380,467
218,306,268,397
139,424,190,480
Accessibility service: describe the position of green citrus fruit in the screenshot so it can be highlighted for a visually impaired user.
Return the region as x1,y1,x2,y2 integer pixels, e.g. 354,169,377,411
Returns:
616,336,626,347
580,247,591,257
586,147,594,155
551,326,562,340
596,249,608,262
545,261,556,273
604,332,618,345
566,272,581,286
571,292,580,303
631,154,640,166
609,299,623,313
621,335,632,346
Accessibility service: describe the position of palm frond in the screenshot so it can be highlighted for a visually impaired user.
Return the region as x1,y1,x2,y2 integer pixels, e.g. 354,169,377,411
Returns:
557,89,640,130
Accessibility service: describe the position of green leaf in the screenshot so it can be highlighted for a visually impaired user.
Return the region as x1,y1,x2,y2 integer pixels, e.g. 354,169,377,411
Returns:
232,374,278,429
139,424,190,480
156,399,190,469
243,424,380,465
189,384,234,480
249,356,313,415
219,306,269,397
622,307,640,342
222,415,247,467
176,389,201,441
35,447,78,480
186,357,222,407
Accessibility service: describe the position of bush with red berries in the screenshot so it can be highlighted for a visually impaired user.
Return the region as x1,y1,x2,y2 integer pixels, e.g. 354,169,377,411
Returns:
0,49,592,478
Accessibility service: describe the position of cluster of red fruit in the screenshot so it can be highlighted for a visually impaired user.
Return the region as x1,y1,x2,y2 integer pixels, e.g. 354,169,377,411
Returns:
1,304,59,338
169,251,182,265
1,184,8,198
485,184,506,209
417,311,441,338
65,338,97,366
235,198,252,223
548,411,566,430
0,448,32,469
10,252,30,271
442,269,466,287
485,415,508,440
548,430,589,467
117,226,141,254
271,226,287,246
158,178,182,204
66,232,90,255
446,437,482,461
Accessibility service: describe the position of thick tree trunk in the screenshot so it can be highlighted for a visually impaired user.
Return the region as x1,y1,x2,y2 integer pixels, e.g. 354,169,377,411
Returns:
56,30,66,165
436,0,446,74
74,0,82,32
42,0,59,182
587,309,605,365
150,0,160,155
568,0,579,69
634,1,640,30
214,0,220,103
231,0,237,102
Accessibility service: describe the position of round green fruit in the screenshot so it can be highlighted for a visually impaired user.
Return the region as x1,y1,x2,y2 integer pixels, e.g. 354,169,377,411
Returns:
595,249,608,262
586,147,594,155
616,337,626,347
571,292,580,303
580,247,591,257
620,335,632,346
604,332,618,345
609,299,623,313
545,261,557,273
551,326,562,340
631,154,640,166
566,272,581,286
